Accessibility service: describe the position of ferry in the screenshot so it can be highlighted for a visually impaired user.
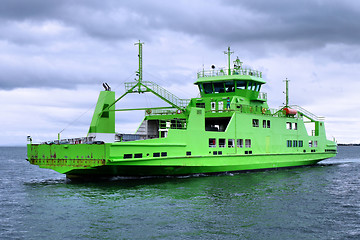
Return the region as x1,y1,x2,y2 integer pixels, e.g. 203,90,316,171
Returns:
26,41,337,178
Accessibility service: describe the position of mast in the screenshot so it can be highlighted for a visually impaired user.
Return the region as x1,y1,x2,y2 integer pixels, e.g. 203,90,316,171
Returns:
135,40,144,83
284,78,290,107
224,46,234,75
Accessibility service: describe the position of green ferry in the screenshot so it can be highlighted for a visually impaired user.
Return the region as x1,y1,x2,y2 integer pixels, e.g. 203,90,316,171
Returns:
27,42,337,178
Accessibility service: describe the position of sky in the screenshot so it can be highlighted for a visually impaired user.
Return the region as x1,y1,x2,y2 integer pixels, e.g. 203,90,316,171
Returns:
1,0,360,145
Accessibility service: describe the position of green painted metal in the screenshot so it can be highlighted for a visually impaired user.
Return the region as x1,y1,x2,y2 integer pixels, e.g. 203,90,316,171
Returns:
88,91,115,134
26,43,337,178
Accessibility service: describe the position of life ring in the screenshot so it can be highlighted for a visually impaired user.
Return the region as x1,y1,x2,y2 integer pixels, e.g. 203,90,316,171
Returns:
262,108,266,114
177,109,182,114
146,109,152,114
249,107,253,113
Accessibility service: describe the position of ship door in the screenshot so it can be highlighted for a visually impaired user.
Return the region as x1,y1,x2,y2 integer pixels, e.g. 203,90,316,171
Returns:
218,101,223,112
211,102,216,113
266,136,270,153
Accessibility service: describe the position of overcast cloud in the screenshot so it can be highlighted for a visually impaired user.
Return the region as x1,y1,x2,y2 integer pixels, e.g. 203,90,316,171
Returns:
0,0,359,145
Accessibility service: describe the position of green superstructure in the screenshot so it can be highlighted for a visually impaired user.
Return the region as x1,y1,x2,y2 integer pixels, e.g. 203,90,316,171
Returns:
26,42,337,178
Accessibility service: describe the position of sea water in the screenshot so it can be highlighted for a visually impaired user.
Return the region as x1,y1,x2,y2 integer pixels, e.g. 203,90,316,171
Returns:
0,146,359,239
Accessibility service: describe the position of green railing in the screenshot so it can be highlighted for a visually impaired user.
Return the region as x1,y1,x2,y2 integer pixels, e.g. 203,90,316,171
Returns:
160,119,187,130
125,81,190,108
197,67,263,79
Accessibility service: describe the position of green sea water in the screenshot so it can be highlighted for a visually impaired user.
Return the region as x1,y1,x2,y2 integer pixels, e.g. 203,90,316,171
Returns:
1,146,359,239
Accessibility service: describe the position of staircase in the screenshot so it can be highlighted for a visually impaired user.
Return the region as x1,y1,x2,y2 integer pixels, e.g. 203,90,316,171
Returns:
125,81,190,109
290,105,325,122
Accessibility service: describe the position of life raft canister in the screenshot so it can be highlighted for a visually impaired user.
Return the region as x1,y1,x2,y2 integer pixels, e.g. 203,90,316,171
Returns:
283,107,297,116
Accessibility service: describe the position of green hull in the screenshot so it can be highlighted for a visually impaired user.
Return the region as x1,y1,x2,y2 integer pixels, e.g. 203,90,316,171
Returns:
65,153,333,177
27,143,336,177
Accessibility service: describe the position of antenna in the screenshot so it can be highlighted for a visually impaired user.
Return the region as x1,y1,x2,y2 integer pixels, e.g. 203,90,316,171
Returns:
224,46,234,75
283,78,290,107
134,40,144,83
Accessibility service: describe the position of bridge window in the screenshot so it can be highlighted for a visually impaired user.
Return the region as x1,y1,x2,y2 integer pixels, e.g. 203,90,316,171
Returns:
252,83,257,91
225,81,235,92
198,84,204,93
247,82,253,90
236,80,247,90
213,82,225,93
203,83,213,94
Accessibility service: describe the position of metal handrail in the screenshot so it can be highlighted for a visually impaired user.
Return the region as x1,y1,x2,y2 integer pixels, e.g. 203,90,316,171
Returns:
289,105,325,121
197,67,263,78
125,81,190,108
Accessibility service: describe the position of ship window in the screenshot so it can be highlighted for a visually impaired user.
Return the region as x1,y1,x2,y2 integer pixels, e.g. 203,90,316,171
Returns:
263,120,266,128
245,139,251,148
219,139,226,148
225,81,235,92
286,122,292,130
134,153,142,158
256,84,261,92
237,139,243,148
205,117,230,132
299,140,303,147
287,140,292,147
267,120,271,128
198,84,204,93
124,154,132,159
252,119,259,127
228,139,235,148
153,152,160,157
314,141,318,147
293,140,298,147
252,83,257,91
293,123,297,130
236,80,247,90
161,152,167,157
196,103,205,108
209,138,216,148
218,151,222,155
203,83,213,94
213,151,218,155
247,82,252,90
213,82,225,93
186,151,191,156
309,141,313,147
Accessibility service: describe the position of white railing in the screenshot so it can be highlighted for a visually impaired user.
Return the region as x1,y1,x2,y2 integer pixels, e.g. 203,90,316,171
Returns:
197,67,263,78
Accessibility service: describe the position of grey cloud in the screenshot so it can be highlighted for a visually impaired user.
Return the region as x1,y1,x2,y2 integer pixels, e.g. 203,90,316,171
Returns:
0,0,359,90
